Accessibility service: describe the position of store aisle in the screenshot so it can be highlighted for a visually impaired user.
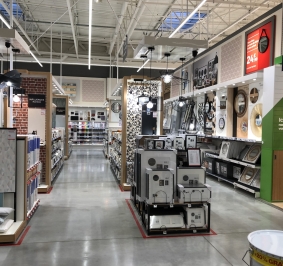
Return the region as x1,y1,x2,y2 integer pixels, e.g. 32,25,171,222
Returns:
1,149,283,266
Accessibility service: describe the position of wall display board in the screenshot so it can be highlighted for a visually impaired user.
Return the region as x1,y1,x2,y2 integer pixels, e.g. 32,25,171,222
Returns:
244,16,275,75
62,83,77,97
193,48,219,90
0,128,17,192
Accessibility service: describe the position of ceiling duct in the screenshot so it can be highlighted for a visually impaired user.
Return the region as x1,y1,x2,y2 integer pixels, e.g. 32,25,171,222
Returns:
134,36,208,61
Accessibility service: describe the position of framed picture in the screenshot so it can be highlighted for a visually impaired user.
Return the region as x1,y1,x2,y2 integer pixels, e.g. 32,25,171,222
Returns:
187,148,201,166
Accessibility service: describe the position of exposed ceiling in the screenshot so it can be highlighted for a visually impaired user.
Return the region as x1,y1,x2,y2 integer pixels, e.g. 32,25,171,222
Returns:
0,0,281,71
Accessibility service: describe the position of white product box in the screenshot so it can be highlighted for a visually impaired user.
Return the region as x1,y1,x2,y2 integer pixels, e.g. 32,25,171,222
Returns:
177,184,211,203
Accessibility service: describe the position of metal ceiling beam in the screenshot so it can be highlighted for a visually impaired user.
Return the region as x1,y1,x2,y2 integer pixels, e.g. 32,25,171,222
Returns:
117,0,148,55
0,0,41,55
108,2,128,55
66,0,79,58
209,0,269,42
25,20,160,32
42,38,55,52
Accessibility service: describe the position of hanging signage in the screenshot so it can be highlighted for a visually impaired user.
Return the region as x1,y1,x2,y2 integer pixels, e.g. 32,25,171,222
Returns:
244,16,275,75
56,107,66,115
28,94,46,108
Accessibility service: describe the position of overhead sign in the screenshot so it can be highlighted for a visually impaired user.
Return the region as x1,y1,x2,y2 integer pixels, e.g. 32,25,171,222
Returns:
28,94,46,108
245,16,275,75
56,107,66,115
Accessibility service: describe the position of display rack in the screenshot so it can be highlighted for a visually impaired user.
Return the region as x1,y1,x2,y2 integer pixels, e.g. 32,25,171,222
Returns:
103,128,109,158
51,129,64,183
0,135,41,243
68,121,106,145
109,131,122,183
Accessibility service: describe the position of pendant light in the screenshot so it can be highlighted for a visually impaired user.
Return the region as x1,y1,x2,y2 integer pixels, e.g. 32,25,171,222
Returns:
146,47,154,109
137,55,149,105
163,53,172,84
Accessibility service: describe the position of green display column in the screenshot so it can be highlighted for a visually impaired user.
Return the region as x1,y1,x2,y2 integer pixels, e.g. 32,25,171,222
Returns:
261,65,283,202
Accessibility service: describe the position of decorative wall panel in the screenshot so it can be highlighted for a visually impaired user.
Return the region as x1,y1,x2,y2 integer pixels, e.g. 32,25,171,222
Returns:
221,35,243,82
82,80,105,102
0,129,16,192
126,81,160,163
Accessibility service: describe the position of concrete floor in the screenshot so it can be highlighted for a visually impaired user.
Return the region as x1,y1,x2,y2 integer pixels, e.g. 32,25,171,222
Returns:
1,149,283,266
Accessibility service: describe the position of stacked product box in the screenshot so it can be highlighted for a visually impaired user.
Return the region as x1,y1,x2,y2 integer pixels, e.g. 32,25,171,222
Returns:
27,173,39,213
18,135,40,169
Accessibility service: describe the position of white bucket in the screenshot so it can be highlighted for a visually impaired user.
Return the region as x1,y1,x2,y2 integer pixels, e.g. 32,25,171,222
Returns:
245,230,283,266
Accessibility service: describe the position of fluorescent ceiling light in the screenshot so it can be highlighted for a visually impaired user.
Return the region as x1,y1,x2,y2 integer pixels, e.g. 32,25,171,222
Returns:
169,0,207,38
137,59,150,72
30,51,43,67
88,0,93,70
0,14,11,29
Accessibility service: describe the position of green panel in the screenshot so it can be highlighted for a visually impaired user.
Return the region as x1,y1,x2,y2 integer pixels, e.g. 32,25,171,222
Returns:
274,55,283,65
262,107,274,149
260,148,273,202
272,98,283,150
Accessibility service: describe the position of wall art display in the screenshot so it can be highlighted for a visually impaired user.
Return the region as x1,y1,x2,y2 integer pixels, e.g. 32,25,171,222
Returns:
239,167,259,185
0,128,17,192
242,144,261,164
244,16,275,75
193,48,219,90
111,102,121,113
250,104,262,138
62,83,77,97
220,101,226,110
250,88,259,103
233,166,242,179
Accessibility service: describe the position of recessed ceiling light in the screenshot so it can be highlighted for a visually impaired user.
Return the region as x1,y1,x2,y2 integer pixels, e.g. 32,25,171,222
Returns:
242,81,245,83
233,83,235,86
253,78,256,81
211,90,213,91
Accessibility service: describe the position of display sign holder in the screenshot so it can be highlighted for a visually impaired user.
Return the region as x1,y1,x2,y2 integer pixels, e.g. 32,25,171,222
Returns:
244,16,275,75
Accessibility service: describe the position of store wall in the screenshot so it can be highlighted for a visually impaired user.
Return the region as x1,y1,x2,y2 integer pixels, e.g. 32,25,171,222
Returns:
55,76,106,107
13,77,47,181
173,4,282,97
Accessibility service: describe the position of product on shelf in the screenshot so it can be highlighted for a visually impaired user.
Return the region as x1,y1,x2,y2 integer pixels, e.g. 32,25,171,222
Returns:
177,167,206,185
173,136,185,150
184,206,208,228
145,168,174,204
177,183,211,203
146,214,185,229
239,167,259,186
135,149,177,202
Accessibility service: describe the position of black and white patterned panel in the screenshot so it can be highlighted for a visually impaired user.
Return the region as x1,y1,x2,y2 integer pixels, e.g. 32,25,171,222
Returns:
126,82,159,163
198,103,205,127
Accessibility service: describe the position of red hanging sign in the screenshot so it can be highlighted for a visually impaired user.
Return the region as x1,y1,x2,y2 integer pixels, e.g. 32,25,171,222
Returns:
245,16,275,75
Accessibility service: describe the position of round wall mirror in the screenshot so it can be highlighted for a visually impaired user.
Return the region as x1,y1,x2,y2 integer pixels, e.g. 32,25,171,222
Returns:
204,102,211,113
255,114,262,126
234,90,247,117
219,117,225,130
111,102,121,113
250,88,259,103
258,30,269,53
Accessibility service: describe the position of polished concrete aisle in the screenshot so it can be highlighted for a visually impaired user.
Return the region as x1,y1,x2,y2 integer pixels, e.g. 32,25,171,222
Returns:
1,149,283,266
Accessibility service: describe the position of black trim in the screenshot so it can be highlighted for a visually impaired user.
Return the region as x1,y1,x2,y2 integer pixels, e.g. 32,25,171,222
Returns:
233,87,238,137
174,3,282,72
